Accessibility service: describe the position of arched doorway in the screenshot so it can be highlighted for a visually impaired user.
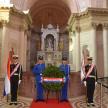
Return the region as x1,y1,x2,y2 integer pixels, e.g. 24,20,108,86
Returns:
28,0,72,66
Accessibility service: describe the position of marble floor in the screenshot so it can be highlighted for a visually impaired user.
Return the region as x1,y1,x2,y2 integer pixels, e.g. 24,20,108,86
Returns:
0,81,108,108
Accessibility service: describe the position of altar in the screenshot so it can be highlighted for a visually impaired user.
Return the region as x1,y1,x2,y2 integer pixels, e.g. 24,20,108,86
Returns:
37,23,63,66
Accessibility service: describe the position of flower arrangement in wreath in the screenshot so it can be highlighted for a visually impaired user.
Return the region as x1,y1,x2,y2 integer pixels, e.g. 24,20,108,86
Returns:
40,66,66,91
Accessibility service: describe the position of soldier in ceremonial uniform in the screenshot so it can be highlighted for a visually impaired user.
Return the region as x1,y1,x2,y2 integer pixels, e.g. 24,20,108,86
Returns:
84,57,98,107
59,57,70,102
8,55,23,107
33,56,45,102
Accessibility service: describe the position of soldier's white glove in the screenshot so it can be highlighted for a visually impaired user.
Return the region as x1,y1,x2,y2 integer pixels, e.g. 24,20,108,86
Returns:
18,80,21,85
84,81,86,86
95,82,97,86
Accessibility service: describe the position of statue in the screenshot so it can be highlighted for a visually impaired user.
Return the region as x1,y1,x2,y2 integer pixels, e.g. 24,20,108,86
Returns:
55,55,57,63
84,49,89,65
47,38,53,48
48,54,51,61
26,48,29,55
59,40,63,52
59,55,61,63
30,61,35,69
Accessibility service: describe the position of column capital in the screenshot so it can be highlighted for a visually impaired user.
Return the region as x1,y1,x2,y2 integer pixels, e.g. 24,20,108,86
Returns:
102,23,108,30
68,32,72,39
68,36,72,40
75,26,81,33
1,20,9,26
91,22,98,30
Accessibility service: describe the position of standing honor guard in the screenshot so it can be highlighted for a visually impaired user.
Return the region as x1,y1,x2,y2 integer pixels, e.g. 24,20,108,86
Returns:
33,56,45,102
8,55,23,107
59,57,70,102
84,57,98,107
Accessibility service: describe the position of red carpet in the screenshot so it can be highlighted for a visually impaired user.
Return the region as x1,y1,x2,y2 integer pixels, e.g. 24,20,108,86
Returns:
30,99,73,108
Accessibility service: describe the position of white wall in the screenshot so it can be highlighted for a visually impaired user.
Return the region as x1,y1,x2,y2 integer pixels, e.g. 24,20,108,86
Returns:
8,30,20,55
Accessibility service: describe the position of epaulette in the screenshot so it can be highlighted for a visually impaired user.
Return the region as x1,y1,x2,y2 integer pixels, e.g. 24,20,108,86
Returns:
68,65,70,67
35,63,39,65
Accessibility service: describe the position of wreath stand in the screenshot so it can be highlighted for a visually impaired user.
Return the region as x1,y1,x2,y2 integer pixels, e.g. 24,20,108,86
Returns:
46,89,61,104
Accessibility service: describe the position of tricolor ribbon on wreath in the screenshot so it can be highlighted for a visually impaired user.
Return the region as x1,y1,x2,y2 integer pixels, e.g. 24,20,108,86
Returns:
40,77,66,83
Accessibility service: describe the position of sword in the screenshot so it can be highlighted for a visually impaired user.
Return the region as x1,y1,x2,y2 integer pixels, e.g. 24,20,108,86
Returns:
68,65,70,88
69,76,70,88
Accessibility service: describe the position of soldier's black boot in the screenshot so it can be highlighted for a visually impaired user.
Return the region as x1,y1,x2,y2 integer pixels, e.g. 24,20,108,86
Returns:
14,103,17,105
9,102,14,105
35,99,40,102
65,100,69,102
60,100,64,102
91,103,95,107
40,99,45,102
87,103,90,107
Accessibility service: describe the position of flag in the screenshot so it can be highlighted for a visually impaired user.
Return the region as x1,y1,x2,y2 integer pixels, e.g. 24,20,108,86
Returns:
81,51,86,82
3,52,11,97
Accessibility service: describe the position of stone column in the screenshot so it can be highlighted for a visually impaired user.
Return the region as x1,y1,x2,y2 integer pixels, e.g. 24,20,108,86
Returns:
90,23,97,65
41,34,44,51
41,36,43,51
0,20,9,78
75,27,80,72
72,33,76,67
54,39,55,51
103,23,108,77
44,39,46,50
23,30,28,71
56,36,58,51
19,26,25,69
68,34,72,64
26,32,32,71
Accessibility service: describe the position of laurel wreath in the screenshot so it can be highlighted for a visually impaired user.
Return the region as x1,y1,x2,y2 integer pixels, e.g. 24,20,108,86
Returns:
42,66,66,91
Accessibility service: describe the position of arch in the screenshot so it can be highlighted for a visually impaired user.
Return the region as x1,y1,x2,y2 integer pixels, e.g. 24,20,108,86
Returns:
23,0,78,13
46,34,54,49
10,0,107,13
29,0,71,31
10,0,98,31
81,43,91,65
8,39,19,55
81,42,91,51
43,32,57,39
31,4,70,19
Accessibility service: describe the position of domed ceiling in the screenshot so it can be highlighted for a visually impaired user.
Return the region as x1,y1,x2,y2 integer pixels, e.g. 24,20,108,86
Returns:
30,0,71,31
